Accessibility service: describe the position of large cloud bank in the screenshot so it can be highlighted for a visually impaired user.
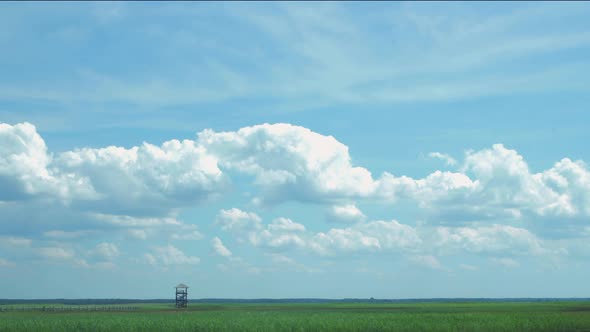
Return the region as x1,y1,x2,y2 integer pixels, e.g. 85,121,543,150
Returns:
3,122,589,220
1,121,589,265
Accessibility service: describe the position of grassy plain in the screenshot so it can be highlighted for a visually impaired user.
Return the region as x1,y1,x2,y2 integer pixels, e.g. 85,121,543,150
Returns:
2,301,590,332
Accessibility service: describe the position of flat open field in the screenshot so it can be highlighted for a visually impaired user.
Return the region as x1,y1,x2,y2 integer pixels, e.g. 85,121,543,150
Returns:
2,301,590,331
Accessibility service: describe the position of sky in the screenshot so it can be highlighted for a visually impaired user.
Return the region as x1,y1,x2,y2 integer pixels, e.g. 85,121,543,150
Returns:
1,2,590,299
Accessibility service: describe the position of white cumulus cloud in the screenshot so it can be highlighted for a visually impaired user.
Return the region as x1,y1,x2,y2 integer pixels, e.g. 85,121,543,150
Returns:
216,208,263,233
56,138,226,215
0,122,96,202
268,217,306,233
309,220,421,256
198,123,377,204
217,209,421,256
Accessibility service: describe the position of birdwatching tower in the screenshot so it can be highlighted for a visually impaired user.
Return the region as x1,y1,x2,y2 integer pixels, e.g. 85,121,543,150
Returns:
175,283,189,308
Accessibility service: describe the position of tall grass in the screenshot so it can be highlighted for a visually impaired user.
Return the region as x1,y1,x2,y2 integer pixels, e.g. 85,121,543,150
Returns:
1,302,589,332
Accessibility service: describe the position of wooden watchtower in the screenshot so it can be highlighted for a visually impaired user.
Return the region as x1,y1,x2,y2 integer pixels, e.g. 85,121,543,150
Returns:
175,283,189,308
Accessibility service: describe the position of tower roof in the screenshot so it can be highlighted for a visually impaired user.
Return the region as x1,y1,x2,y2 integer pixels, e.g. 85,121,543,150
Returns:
175,283,189,288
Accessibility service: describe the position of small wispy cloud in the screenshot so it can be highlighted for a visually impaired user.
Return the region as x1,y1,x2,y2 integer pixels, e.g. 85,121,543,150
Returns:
211,237,233,258
428,152,457,166
0,258,16,268
326,203,367,224
145,245,200,266
459,263,478,271
491,257,520,268
409,255,445,270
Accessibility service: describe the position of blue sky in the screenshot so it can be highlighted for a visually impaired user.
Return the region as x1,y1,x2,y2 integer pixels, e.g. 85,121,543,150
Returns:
2,2,590,299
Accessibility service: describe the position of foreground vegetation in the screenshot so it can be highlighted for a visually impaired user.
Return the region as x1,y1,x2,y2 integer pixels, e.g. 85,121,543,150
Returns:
1,301,590,331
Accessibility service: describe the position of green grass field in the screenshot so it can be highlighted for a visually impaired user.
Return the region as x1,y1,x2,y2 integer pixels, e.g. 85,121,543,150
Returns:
2,301,590,331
